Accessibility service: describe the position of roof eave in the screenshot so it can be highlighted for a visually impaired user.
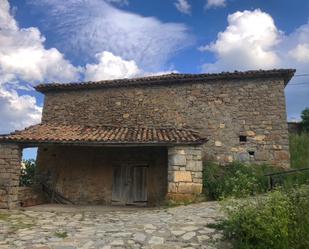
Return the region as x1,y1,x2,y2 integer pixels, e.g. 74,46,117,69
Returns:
0,139,207,147
34,69,296,94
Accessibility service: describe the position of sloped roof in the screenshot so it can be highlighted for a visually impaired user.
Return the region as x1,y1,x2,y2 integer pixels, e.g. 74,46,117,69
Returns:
35,69,296,93
0,123,206,146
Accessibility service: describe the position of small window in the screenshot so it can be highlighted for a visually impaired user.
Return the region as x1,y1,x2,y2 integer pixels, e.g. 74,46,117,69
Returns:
239,135,247,142
248,151,255,157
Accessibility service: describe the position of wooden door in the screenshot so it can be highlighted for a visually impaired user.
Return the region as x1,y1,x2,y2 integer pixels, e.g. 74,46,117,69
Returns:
111,165,125,205
132,166,147,204
112,164,148,205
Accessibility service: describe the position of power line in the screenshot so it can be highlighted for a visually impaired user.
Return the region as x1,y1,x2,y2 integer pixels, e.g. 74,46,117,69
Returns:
294,74,309,77
289,82,309,85
287,85,309,87
287,82,309,86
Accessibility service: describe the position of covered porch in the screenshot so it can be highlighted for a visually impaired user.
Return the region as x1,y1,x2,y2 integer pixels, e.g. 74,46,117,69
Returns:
0,123,206,209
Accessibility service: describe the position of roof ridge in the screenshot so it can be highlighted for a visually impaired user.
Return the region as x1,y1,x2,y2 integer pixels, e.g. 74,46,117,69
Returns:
34,69,296,93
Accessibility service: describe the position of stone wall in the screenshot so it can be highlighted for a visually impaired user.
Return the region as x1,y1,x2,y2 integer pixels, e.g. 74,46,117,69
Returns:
36,146,167,205
167,146,203,201
41,77,290,167
18,186,46,207
287,122,301,134
0,143,21,209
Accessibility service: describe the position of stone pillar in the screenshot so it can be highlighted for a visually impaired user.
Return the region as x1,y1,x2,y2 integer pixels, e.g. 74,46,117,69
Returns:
167,145,203,201
0,143,22,209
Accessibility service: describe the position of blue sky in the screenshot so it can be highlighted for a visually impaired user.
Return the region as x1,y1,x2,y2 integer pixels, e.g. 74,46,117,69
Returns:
1,0,309,159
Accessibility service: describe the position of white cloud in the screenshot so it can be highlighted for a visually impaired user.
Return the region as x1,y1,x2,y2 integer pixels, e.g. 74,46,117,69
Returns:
175,0,191,15
146,70,179,76
84,51,180,81
105,0,129,6
288,44,309,63
200,9,281,72
84,51,140,81
280,22,309,120
283,23,309,65
0,87,42,134
206,0,226,9
0,1,79,85
0,0,79,133
27,0,193,71
199,9,309,119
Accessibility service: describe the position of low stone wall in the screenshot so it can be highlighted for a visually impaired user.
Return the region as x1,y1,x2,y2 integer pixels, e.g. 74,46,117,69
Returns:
18,186,46,207
167,145,203,201
0,143,22,209
287,122,301,134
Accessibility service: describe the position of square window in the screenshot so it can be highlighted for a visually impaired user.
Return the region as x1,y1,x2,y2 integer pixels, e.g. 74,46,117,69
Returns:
239,135,247,142
248,151,255,157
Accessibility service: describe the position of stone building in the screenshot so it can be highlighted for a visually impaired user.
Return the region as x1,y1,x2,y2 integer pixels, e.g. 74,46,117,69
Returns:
0,69,295,208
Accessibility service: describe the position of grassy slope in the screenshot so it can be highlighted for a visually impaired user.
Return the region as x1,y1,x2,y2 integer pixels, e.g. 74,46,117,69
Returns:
289,133,309,169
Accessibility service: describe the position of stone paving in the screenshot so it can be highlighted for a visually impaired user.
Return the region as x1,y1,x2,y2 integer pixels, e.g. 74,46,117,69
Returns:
0,202,231,249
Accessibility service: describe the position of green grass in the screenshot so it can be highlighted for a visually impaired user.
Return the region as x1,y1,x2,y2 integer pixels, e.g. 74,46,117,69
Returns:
289,133,309,169
0,213,10,221
164,195,206,208
219,185,309,249
278,133,309,188
54,231,68,239
0,212,36,232
10,222,34,230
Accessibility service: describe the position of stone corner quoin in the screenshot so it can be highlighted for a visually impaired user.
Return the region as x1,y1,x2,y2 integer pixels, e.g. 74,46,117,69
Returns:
0,143,22,209
167,146,203,200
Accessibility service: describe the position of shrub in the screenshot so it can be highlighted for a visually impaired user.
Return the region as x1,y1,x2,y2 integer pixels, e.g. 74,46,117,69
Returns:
300,107,309,133
287,185,309,249
220,185,309,249
20,159,36,187
203,162,276,200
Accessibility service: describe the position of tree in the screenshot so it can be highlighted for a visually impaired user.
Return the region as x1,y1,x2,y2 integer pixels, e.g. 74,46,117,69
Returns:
300,107,309,133
20,159,36,186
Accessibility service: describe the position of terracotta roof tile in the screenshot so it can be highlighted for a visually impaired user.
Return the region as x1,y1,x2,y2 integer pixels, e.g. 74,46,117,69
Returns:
0,123,206,145
35,69,296,93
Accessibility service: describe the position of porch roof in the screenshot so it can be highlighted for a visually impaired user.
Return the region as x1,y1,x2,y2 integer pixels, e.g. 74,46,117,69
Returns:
0,123,207,146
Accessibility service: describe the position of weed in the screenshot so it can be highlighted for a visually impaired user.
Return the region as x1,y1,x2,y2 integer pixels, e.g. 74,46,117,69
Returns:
289,133,309,169
54,230,68,239
11,222,34,230
0,213,10,221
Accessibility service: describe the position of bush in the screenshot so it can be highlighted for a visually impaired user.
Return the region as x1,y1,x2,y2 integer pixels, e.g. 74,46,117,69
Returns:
203,162,276,200
20,159,36,187
220,185,309,249
222,190,291,249
300,107,309,133
287,185,309,249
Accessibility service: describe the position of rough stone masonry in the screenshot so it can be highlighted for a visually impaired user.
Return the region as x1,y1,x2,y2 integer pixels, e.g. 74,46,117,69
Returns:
167,146,203,201
0,143,22,209
41,75,291,168
0,70,295,207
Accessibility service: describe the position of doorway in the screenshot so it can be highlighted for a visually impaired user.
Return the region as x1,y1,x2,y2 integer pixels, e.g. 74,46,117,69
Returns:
112,164,148,206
